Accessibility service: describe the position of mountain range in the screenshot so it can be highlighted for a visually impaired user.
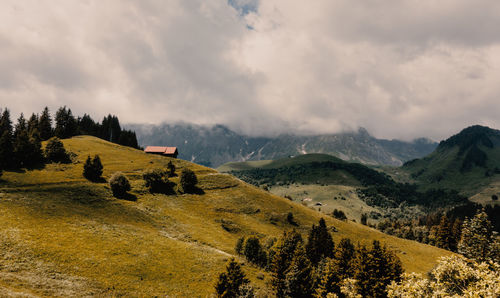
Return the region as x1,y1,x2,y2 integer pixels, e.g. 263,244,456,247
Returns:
126,123,437,168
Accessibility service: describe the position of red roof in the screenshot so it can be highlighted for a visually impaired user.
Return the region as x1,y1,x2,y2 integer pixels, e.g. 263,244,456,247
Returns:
144,146,177,154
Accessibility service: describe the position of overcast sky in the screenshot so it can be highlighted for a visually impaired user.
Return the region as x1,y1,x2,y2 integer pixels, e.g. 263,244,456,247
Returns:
1,0,500,141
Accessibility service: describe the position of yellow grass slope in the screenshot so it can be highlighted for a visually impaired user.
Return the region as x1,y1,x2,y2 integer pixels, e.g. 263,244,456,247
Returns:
0,136,453,296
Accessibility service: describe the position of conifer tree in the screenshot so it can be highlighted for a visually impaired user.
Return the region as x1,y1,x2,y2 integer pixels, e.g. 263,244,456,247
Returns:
284,246,314,298
436,214,452,250
27,113,39,137
305,218,334,265
458,210,498,262
83,155,103,181
45,137,70,163
243,237,267,267
214,258,249,298
180,168,198,193
55,106,77,139
38,106,53,140
0,109,14,168
271,230,303,297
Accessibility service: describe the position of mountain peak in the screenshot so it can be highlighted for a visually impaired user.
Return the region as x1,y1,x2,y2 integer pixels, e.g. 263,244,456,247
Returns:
438,125,499,153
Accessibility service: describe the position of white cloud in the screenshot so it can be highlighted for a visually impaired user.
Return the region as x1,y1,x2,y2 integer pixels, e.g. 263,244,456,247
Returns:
1,0,500,140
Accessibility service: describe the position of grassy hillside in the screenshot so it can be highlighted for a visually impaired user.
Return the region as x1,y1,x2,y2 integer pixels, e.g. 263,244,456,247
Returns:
0,136,452,296
403,125,500,196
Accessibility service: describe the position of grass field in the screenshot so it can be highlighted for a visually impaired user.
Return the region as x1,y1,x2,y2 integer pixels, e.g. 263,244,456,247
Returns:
0,136,453,296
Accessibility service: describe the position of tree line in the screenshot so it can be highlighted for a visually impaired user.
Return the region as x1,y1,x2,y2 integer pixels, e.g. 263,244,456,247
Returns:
0,106,139,171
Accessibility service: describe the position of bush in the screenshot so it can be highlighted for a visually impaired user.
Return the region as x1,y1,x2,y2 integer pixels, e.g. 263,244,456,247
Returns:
492,194,498,201
109,172,131,197
44,137,70,163
142,169,173,193
332,209,347,221
167,160,176,177
83,155,103,181
180,168,198,193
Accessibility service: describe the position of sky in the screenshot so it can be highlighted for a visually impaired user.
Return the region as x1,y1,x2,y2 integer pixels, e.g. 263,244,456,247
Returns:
1,0,500,141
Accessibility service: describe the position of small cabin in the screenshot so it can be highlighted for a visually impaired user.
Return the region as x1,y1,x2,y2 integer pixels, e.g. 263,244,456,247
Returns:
144,146,178,158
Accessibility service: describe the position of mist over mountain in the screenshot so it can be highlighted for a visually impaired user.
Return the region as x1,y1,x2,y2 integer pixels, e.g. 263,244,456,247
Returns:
127,123,437,168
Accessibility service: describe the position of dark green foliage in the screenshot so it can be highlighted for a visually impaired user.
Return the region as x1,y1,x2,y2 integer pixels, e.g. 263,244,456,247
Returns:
461,145,487,171
100,114,121,143
270,230,303,297
118,130,139,148
27,113,39,136
305,218,334,265
167,160,176,177
492,194,498,201
214,258,249,298
38,107,53,140
54,106,78,139
231,160,393,187
284,246,314,298
77,114,99,136
45,137,70,163
438,125,497,154
332,209,347,220
142,169,174,194
180,168,198,193
286,212,296,225
83,155,103,181
109,172,131,198
243,237,267,267
352,241,403,297
435,215,453,250
12,114,43,168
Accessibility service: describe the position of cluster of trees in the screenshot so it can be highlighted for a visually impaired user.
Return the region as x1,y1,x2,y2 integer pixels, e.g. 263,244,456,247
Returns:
224,219,403,297
0,106,139,172
0,109,44,169
376,205,500,259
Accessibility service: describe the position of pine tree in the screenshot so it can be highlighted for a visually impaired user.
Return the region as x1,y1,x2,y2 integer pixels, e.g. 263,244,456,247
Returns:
55,106,77,139
352,241,403,297
243,237,267,267
284,246,314,298
436,214,452,250
0,109,14,168
214,258,249,298
235,236,245,255
305,218,334,265
271,230,303,298
27,113,39,136
45,137,70,163
180,168,198,193
38,107,53,140
458,210,497,262
83,155,103,181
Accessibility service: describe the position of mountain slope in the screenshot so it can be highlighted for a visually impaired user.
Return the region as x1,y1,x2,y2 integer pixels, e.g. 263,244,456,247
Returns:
403,125,500,196
0,136,452,296
127,123,437,167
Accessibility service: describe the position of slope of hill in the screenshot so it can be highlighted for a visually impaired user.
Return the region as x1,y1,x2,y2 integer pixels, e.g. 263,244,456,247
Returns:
127,123,437,167
0,136,452,296
403,125,500,196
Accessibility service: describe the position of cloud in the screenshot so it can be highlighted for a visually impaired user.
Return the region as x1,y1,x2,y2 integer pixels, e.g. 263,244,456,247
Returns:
1,0,500,140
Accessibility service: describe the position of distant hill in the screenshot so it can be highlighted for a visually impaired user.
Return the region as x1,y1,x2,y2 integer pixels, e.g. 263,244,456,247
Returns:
0,136,451,296
126,123,437,168
403,125,500,196
219,153,393,187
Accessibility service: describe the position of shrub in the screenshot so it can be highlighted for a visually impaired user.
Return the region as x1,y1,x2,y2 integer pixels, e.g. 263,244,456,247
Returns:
167,160,176,177
180,168,198,193
83,155,103,181
142,168,173,193
492,194,498,201
235,236,245,255
45,137,70,163
332,209,347,220
243,237,267,267
109,172,131,197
